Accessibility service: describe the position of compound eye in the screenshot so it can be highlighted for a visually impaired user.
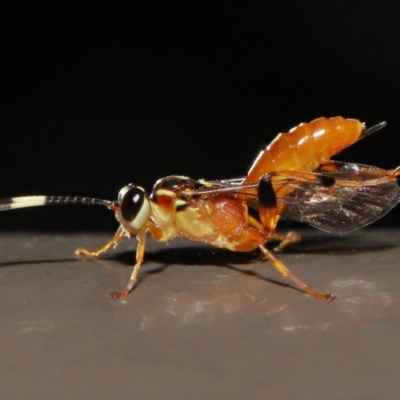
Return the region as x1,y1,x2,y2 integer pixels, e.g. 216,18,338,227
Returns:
118,183,134,204
119,185,150,230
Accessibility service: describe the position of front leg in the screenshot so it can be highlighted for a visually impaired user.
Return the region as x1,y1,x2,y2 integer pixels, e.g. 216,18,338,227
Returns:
75,225,125,257
109,222,172,299
109,229,148,299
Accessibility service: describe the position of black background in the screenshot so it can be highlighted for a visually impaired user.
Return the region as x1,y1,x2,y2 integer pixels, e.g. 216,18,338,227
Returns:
2,2,400,230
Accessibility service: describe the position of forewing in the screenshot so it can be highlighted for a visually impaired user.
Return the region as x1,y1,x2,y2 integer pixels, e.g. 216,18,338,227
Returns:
280,163,400,233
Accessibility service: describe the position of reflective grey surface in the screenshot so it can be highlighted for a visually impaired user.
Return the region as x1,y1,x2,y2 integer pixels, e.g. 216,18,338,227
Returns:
0,230,400,399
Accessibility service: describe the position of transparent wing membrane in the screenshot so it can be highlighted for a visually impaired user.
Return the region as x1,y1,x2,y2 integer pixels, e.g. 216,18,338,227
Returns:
279,162,400,233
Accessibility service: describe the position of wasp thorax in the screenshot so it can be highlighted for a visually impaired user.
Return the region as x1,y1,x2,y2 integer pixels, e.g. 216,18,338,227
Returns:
118,184,150,230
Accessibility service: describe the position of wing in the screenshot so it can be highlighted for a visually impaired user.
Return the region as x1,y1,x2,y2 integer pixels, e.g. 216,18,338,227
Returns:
191,163,400,234
279,162,400,233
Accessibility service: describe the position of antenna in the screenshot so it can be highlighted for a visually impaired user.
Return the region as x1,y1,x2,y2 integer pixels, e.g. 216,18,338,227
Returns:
0,195,117,212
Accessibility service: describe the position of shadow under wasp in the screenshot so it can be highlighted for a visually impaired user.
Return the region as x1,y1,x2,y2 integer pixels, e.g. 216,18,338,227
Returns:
1,116,399,301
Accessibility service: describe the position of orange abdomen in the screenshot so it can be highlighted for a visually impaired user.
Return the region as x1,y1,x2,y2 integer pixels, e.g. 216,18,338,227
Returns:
244,117,364,184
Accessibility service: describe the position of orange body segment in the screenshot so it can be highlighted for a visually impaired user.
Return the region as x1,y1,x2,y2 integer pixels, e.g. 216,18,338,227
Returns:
244,117,364,184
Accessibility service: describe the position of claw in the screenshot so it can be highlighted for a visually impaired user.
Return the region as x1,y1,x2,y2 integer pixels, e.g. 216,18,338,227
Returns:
109,288,130,300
